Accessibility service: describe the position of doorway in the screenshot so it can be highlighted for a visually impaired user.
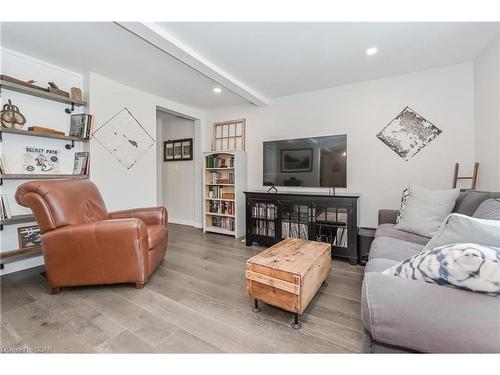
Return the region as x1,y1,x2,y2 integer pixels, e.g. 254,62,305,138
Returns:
156,108,201,227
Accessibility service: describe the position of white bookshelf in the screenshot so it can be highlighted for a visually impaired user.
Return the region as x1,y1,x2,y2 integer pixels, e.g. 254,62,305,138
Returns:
203,150,246,238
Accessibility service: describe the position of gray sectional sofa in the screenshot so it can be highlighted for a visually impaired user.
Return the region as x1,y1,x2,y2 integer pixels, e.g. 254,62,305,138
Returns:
362,190,500,353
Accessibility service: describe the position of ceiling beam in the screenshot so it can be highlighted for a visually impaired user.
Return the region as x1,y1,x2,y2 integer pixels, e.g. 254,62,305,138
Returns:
115,22,269,106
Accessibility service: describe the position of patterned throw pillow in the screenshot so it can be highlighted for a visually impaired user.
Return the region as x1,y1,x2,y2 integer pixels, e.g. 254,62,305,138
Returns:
396,187,410,224
383,243,500,296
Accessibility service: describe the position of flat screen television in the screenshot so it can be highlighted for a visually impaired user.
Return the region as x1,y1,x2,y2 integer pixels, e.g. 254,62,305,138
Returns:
263,134,347,188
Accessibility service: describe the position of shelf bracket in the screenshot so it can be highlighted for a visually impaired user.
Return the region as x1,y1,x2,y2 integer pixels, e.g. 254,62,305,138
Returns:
0,263,4,270
0,224,3,231
65,102,75,114
65,140,75,150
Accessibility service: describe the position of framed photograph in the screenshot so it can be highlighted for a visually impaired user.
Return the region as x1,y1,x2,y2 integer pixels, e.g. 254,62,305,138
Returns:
164,142,174,161
17,225,42,248
173,142,182,159
164,138,193,162
181,139,193,160
281,148,313,173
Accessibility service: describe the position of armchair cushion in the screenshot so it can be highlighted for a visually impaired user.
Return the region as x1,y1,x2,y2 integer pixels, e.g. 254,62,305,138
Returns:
147,225,167,249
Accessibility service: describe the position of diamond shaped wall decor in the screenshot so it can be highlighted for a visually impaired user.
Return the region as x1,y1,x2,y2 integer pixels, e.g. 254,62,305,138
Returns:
92,108,155,169
376,106,442,161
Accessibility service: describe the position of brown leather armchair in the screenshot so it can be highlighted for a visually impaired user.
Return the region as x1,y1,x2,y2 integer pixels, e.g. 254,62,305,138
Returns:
15,179,168,294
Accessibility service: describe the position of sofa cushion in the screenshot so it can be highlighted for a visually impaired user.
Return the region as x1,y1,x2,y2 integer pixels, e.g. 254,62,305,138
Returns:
396,184,459,238
147,225,167,249
375,223,429,245
365,258,399,273
369,236,424,262
454,191,500,216
424,213,500,251
473,198,500,220
383,243,500,295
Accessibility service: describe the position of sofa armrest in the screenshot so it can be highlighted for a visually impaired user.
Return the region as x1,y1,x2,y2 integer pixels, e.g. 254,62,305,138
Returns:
109,207,168,226
362,272,500,353
378,209,398,225
41,218,150,288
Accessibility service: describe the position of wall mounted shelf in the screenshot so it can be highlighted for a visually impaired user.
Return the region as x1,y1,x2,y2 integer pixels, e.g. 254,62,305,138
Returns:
0,127,90,142
0,174,88,180
0,79,87,107
0,246,43,269
0,214,35,226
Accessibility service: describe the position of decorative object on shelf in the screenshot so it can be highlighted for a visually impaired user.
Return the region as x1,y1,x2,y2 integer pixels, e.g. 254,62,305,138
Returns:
377,106,442,161
0,194,12,219
22,145,60,174
70,87,83,101
163,138,193,161
92,107,155,170
0,153,11,174
28,126,65,136
47,82,70,98
73,152,89,175
281,148,313,173
17,225,42,248
70,113,94,138
0,75,47,92
212,119,245,151
1,99,26,129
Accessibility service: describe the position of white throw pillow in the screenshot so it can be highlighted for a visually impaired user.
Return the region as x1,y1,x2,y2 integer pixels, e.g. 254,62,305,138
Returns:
395,185,459,238
424,213,500,251
383,243,500,295
473,198,500,221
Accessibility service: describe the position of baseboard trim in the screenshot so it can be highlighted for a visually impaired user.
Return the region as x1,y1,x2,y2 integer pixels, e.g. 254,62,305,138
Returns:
168,218,202,228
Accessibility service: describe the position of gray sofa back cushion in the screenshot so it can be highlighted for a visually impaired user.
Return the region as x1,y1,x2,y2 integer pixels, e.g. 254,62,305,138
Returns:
473,198,500,220
453,191,500,216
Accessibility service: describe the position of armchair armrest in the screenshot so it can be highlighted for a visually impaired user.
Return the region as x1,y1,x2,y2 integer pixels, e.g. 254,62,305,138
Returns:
41,218,150,288
109,207,168,226
378,209,399,225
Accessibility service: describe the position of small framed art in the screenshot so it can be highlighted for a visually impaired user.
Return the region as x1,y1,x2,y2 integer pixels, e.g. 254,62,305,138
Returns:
164,138,193,161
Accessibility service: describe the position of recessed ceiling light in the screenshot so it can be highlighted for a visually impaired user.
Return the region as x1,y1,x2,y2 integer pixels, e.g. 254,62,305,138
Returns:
366,47,378,56
213,87,222,94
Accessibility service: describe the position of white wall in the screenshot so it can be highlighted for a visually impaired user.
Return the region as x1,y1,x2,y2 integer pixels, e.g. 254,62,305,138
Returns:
205,63,475,227
0,48,85,274
88,73,205,218
158,113,197,226
474,33,500,191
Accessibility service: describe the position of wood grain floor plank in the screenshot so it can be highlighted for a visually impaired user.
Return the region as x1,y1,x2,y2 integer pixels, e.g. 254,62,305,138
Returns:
0,223,364,353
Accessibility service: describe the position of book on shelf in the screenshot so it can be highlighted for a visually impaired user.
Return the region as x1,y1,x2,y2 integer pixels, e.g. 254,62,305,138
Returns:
211,216,235,231
334,227,348,247
0,153,11,174
73,152,89,175
281,221,308,240
206,155,235,169
70,113,94,138
208,200,235,215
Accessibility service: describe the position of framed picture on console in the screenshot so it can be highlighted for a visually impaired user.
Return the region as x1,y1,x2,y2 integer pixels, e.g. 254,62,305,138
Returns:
164,138,193,161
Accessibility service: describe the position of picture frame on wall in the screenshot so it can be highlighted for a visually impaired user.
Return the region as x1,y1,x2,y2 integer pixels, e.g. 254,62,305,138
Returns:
17,225,42,248
164,138,193,162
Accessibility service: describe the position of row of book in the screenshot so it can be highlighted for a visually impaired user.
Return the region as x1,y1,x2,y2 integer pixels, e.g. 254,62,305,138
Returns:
208,201,235,215
207,172,234,184
333,227,348,248
282,221,309,240
207,185,223,199
254,220,275,237
206,155,234,168
72,152,90,175
70,113,94,138
211,216,235,232
251,203,276,220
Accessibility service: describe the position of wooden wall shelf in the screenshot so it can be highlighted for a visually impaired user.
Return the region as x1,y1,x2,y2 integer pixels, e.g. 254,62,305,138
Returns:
0,246,43,264
0,127,90,142
0,214,35,225
0,79,87,106
1,174,88,180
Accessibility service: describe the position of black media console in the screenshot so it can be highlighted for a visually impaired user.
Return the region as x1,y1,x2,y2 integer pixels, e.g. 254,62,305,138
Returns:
245,191,360,265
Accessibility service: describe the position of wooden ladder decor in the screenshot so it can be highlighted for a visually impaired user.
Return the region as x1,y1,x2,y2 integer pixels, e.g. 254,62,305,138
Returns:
453,162,479,189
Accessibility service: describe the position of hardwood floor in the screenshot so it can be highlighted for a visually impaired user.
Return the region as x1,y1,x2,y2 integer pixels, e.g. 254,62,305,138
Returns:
0,224,365,353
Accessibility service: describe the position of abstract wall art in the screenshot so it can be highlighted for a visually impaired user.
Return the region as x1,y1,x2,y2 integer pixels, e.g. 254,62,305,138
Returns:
376,106,442,161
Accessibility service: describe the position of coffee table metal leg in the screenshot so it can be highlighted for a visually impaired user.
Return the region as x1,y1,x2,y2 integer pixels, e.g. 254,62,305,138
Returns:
291,313,302,329
252,298,261,313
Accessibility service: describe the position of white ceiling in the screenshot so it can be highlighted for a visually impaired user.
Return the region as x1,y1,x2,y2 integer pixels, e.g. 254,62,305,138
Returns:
157,22,500,99
0,22,249,110
2,22,499,109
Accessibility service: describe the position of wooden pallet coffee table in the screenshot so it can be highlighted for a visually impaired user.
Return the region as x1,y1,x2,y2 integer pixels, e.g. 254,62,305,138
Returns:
246,238,332,329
